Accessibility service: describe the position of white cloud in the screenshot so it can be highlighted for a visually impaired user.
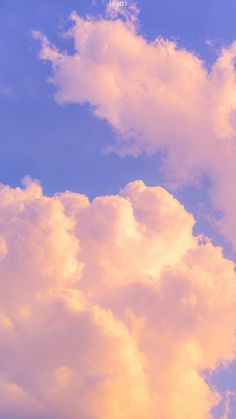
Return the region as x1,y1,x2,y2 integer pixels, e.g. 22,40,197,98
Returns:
0,179,235,417
34,13,236,250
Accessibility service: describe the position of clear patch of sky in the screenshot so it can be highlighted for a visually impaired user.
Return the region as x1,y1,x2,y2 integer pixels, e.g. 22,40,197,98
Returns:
205,363,236,418
136,0,236,66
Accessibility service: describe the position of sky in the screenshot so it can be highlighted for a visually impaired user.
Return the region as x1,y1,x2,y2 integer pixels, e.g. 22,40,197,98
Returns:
1,0,236,418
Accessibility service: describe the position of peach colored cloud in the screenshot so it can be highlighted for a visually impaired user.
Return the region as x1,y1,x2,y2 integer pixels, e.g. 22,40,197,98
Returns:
34,13,236,250
0,179,235,417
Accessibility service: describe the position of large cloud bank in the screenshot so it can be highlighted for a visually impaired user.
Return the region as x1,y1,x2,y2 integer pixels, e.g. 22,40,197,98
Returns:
34,13,236,250
0,179,236,418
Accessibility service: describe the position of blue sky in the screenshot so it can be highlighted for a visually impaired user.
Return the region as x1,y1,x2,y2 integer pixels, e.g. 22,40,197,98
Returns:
1,0,236,252
1,0,236,198
1,1,236,416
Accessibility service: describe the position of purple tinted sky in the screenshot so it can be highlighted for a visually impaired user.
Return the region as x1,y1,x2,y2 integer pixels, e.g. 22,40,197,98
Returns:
1,1,236,416
1,0,236,198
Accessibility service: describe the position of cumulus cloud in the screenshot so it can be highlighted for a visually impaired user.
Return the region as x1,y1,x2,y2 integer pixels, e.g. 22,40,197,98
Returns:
0,179,235,418
34,13,236,250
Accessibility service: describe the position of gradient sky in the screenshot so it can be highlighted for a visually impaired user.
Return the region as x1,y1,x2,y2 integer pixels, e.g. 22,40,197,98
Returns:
1,1,236,417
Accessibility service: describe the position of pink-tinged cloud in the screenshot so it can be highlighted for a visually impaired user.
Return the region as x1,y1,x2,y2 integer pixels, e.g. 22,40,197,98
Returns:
0,179,236,417
34,13,236,250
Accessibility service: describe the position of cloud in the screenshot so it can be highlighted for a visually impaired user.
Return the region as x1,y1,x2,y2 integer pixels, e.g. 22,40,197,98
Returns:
0,179,236,417
34,13,236,250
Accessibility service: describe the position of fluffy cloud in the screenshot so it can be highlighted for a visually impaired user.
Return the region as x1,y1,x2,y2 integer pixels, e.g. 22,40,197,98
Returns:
0,179,235,418
34,13,236,249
